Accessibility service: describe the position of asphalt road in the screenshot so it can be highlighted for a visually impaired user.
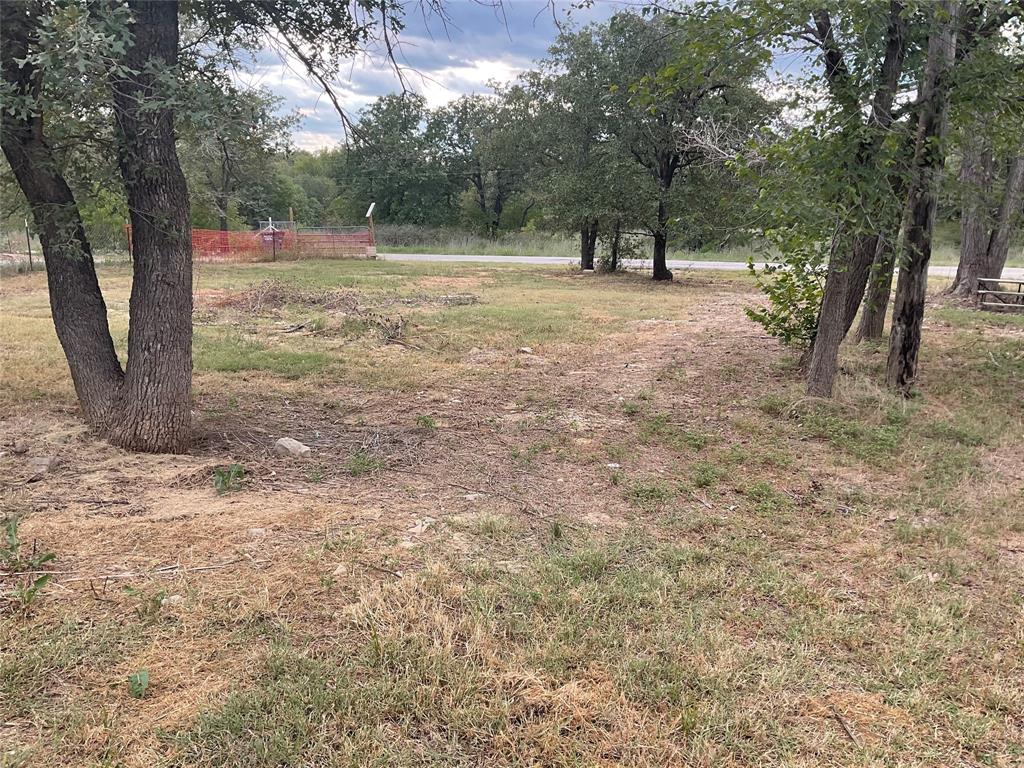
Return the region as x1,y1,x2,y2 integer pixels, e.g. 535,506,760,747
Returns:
379,252,1024,280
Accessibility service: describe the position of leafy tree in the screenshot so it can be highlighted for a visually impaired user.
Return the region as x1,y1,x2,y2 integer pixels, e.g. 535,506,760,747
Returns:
0,0,435,452
603,10,772,280
338,94,454,226
518,27,650,269
178,84,296,231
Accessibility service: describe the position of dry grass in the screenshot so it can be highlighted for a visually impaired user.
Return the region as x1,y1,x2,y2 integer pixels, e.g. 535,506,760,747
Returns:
1,260,1022,767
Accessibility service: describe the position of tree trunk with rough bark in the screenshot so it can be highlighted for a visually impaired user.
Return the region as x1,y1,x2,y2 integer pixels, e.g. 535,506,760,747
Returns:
887,1,959,394
950,136,995,297
608,220,621,272
652,196,672,281
580,219,597,270
855,230,898,342
804,1,908,397
806,232,878,396
106,0,193,452
0,1,125,426
983,154,1024,277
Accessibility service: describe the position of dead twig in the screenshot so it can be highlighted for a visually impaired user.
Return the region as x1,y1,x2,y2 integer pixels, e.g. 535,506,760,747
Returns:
830,706,860,746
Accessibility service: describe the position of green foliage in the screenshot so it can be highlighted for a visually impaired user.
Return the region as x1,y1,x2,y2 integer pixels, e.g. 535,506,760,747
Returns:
1,515,56,611
414,415,437,431
745,249,826,348
213,464,245,494
123,585,167,624
128,669,150,699
346,450,384,477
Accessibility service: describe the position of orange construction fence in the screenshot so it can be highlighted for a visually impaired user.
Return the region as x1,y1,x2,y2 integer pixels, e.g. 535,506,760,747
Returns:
125,226,376,263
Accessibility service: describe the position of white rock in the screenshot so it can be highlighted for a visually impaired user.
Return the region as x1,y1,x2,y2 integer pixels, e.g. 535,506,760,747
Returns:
28,455,60,474
332,562,348,576
408,516,436,534
606,463,621,469
273,437,311,458
161,594,185,607
518,346,534,354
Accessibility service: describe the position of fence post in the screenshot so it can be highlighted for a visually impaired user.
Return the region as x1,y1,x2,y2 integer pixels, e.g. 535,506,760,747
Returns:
24,217,33,271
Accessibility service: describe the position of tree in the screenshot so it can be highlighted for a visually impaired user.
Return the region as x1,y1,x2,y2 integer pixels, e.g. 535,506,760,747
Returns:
340,94,454,226
179,85,295,231
886,1,960,393
605,11,769,281
426,93,534,237
1,0,433,452
947,4,1024,296
518,28,635,270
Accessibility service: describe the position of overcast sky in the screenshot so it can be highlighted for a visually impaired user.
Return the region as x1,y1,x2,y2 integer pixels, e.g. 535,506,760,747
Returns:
233,1,635,151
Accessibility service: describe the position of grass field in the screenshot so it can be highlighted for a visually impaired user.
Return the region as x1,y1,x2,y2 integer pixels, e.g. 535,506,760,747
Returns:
1,260,1022,767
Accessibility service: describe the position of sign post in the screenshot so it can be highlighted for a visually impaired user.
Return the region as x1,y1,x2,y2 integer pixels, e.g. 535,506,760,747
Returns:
365,202,376,246
24,218,33,271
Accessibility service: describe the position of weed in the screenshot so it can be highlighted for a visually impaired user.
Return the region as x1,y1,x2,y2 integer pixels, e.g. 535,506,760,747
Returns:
213,464,245,494
691,461,722,489
346,450,384,477
550,520,564,541
628,479,674,509
414,415,437,430
123,585,166,625
621,400,642,416
1,516,55,611
128,669,150,699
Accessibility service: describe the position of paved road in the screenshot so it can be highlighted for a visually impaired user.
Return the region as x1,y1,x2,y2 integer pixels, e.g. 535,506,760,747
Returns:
379,252,1024,280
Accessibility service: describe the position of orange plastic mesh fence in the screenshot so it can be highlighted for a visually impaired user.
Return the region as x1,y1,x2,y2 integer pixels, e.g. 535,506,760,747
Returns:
125,226,375,263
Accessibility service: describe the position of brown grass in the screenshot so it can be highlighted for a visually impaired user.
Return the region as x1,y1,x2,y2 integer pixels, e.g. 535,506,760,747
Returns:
1,261,1022,767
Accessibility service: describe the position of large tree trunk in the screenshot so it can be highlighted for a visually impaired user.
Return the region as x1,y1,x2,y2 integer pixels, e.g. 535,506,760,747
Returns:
805,232,878,396
652,196,672,281
855,230,898,342
805,2,908,397
106,0,193,452
983,153,1024,277
887,1,959,394
950,136,995,297
608,219,621,272
0,1,124,425
580,219,597,270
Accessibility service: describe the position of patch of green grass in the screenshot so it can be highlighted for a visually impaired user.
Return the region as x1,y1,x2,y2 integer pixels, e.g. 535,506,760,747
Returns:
345,450,384,477
627,479,674,509
414,414,437,430
212,464,245,494
194,331,331,378
791,400,906,462
637,412,710,452
691,461,722,489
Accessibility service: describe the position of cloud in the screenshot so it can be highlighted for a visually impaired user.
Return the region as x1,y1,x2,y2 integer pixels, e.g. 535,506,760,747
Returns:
242,0,626,150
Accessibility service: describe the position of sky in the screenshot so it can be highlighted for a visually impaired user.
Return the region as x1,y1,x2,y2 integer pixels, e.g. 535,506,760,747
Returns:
233,1,636,151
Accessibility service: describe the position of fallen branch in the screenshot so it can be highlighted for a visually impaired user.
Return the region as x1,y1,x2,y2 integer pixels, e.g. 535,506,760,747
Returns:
4,556,268,584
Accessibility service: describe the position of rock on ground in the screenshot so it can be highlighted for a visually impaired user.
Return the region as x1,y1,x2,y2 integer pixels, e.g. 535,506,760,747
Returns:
273,437,311,458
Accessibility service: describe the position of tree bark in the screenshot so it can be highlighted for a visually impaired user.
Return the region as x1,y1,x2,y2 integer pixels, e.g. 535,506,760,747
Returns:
806,233,872,396
983,153,1024,278
805,1,908,396
0,1,124,425
855,230,898,342
106,0,194,452
608,219,621,272
887,1,959,395
652,196,672,281
950,135,995,297
580,218,597,270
